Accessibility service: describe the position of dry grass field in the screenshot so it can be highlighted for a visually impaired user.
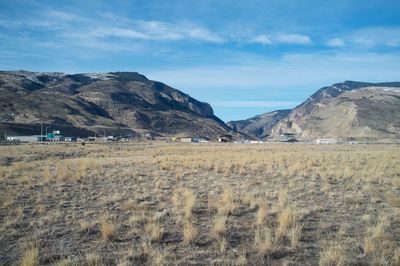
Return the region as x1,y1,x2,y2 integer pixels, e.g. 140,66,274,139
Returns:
0,142,399,265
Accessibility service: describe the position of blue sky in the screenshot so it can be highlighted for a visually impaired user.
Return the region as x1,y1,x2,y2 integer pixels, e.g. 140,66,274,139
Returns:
1,0,400,121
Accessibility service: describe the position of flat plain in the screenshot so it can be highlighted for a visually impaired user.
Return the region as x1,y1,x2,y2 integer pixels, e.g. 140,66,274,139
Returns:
0,142,399,265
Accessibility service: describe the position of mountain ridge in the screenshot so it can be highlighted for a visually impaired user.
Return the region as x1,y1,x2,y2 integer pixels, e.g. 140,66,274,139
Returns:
230,81,400,140
0,70,231,138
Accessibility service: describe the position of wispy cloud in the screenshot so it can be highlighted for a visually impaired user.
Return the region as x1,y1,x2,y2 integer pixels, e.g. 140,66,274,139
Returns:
250,33,312,45
0,10,225,44
89,27,150,39
326,38,345,47
350,27,400,48
275,33,312,44
251,35,273,45
147,52,400,90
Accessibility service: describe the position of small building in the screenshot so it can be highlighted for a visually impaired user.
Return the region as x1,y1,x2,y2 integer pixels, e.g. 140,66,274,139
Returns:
218,134,233,143
315,138,337,144
64,137,77,142
180,137,192,143
46,130,63,142
172,136,193,142
7,135,46,142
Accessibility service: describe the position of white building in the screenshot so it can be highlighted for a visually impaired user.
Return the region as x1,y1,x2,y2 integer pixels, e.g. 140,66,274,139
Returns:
315,138,337,144
7,135,45,142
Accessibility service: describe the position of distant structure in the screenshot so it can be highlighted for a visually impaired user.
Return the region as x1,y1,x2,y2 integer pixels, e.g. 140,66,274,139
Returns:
172,136,193,142
315,138,337,144
279,133,297,142
7,129,64,142
46,130,63,142
218,134,233,142
7,135,45,142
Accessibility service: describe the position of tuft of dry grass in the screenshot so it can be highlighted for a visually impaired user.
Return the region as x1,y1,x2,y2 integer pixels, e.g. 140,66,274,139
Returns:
208,187,238,215
79,219,93,233
278,188,288,210
290,223,302,249
183,189,196,219
183,220,198,244
145,221,163,242
212,215,227,238
363,219,397,264
86,253,102,266
256,202,268,225
386,193,400,208
276,206,296,239
152,250,166,266
128,211,147,226
121,199,136,211
319,242,345,266
20,241,39,266
236,252,247,266
218,237,227,254
15,206,24,220
53,259,72,266
99,219,116,241
254,227,275,256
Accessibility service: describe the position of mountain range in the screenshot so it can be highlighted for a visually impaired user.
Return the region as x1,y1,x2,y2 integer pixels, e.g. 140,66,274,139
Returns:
0,71,230,138
229,81,400,141
1,71,399,141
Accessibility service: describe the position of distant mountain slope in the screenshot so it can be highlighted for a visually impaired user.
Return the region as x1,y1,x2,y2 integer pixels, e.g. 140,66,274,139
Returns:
0,71,230,138
228,109,291,139
271,81,400,140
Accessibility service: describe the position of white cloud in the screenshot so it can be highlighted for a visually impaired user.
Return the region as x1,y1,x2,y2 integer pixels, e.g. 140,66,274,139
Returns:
75,20,225,43
188,28,225,43
350,27,400,48
275,33,312,45
250,33,312,45
326,38,345,47
147,52,400,91
90,27,150,39
251,35,273,45
46,10,84,22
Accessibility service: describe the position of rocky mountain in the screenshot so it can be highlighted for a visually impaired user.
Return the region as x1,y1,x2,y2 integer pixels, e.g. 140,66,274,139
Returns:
230,81,400,141
271,81,400,141
0,71,231,138
227,109,290,139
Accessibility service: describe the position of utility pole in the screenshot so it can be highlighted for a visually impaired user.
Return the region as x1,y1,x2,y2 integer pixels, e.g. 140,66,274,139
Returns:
40,123,43,143
45,126,50,142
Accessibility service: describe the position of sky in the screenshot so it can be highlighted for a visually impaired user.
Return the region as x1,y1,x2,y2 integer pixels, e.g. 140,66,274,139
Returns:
0,0,400,121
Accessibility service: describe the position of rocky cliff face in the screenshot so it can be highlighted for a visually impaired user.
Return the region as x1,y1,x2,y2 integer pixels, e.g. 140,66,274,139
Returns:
228,109,291,139
271,81,400,140
0,71,230,138
229,81,400,141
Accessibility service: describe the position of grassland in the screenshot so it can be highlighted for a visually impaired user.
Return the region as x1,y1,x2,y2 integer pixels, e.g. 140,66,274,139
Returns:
0,142,399,265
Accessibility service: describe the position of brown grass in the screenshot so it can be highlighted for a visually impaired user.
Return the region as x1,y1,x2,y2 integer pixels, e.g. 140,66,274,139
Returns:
99,219,116,241
145,220,163,242
256,202,268,225
0,142,399,265
85,253,102,266
254,227,275,256
212,215,227,238
183,220,198,244
276,206,296,239
319,242,345,266
20,241,39,266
